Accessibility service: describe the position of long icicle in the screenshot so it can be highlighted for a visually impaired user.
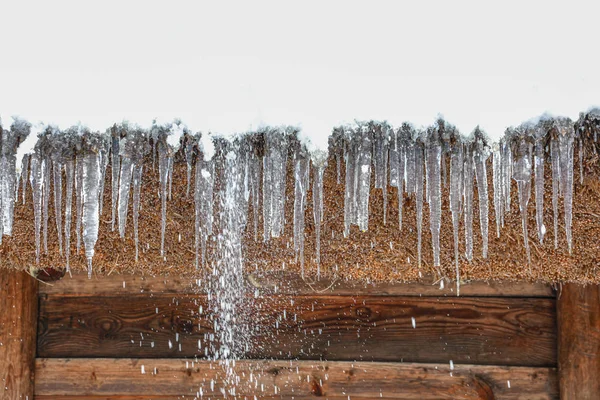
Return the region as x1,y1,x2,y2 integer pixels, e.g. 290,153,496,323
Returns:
293,146,310,275
426,125,442,267
312,150,327,278
449,131,463,295
473,128,490,259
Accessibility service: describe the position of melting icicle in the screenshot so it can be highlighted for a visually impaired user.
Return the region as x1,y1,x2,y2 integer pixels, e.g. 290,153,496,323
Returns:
248,142,261,242
512,129,533,265
21,154,29,205
110,126,120,231
449,131,463,292
30,154,44,263
356,124,372,232
463,143,474,262
64,159,74,271
343,127,357,237
132,164,143,261
75,154,83,253
473,128,490,258
551,137,560,249
555,119,575,254
415,137,425,269
312,150,327,277
184,133,195,197
293,146,310,274
118,156,134,238
426,125,442,267
533,126,546,244
81,132,104,279
373,124,389,225
502,140,512,213
42,155,50,255
195,133,215,269
98,137,110,218
52,160,63,255
262,129,288,240
492,143,504,237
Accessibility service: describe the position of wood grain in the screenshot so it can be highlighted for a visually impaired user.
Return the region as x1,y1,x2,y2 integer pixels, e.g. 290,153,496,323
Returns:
0,270,38,400
38,293,556,366
39,271,556,297
35,358,559,399
557,283,600,400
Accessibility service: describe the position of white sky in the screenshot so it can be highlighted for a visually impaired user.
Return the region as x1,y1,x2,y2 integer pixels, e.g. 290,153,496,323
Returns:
0,0,598,145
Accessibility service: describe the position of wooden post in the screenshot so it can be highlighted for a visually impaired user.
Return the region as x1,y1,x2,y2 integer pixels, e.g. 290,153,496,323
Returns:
558,283,600,399
0,270,39,400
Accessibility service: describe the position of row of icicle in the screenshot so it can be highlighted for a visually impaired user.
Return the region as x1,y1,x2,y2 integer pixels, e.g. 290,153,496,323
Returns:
0,111,598,287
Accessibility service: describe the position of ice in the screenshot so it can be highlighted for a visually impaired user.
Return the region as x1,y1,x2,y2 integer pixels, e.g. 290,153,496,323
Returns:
42,154,50,255
21,155,29,205
248,143,261,242
356,124,372,232
343,127,357,238
64,159,74,271
81,131,106,278
511,128,533,265
425,125,442,267
449,131,463,289
194,133,215,269
555,119,575,254
533,126,546,244
98,138,110,218
132,164,144,262
502,141,512,213
293,146,310,274
414,136,425,269
492,143,504,238
551,137,560,249
29,154,44,263
117,156,133,238
52,160,63,255
463,143,474,262
373,124,389,225
262,129,288,241
473,128,490,258
110,127,120,231
312,150,327,276
184,133,195,197
75,154,83,253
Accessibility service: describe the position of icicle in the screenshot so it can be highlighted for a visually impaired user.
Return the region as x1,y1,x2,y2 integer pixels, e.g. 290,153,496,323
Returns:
556,119,575,254
425,125,442,267
343,127,357,238
98,139,110,218
414,138,425,269
389,129,399,187
118,157,134,238
64,159,74,272
449,133,463,289
42,157,50,254
53,160,64,256
463,143,474,262
82,149,101,279
373,124,388,225
579,136,584,185
473,128,490,259
132,164,143,261
356,124,372,232
167,156,173,201
111,127,120,231
30,155,44,263
551,137,560,249
184,135,194,197
262,129,288,240
21,154,29,205
533,127,546,244
492,144,504,237
502,141,512,213
512,131,532,265
194,134,215,269
75,155,83,253
248,147,261,242
335,133,342,185
397,135,405,230
312,150,327,277
293,147,310,274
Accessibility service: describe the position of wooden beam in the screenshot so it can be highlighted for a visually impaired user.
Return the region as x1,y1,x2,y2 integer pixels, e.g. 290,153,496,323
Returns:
557,283,600,399
35,358,558,399
39,271,556,297
0,270,39,400
37,293,557,366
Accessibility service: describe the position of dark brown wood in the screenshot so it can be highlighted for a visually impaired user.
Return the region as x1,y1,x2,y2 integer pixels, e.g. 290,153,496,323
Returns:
38,293,556,366
35,358,558,399
557,283,600,400
39,271,556,297
0,270,39,400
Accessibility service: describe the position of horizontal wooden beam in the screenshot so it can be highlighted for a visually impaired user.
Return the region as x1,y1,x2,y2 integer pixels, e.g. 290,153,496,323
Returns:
39,271,555,297
38,293,556,366
35,358,558,399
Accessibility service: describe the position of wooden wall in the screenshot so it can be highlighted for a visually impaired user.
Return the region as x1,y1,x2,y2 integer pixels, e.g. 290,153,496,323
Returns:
33,273,559,399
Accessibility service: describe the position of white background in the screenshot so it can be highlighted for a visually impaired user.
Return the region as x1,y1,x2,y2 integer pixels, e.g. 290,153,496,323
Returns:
1,0,598,143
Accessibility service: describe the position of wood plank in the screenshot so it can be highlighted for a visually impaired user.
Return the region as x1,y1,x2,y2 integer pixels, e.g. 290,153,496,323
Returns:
557,283,600,400
39,271,556,297
0,270,38,400
34,358,558,399
37,294,556,366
